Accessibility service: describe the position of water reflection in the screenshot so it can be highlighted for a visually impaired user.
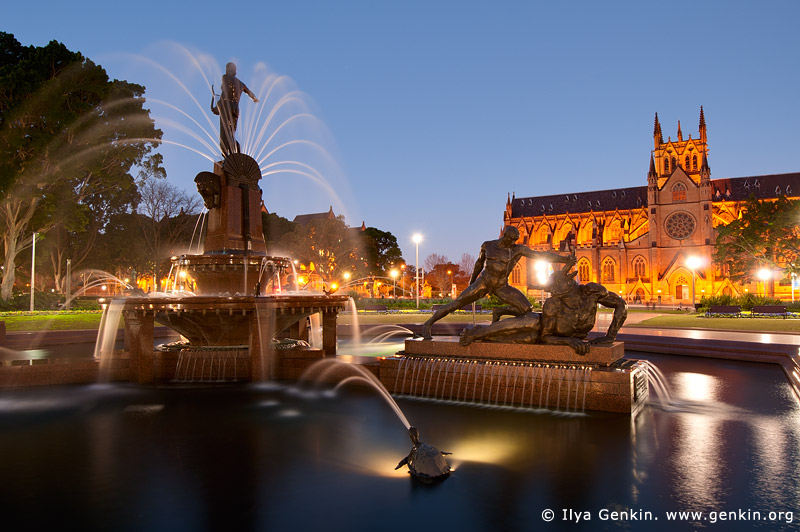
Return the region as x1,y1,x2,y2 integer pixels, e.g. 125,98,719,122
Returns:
0,354,797,531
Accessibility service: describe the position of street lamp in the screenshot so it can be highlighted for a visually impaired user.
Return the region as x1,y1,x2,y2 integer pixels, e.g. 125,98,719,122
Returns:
757,268,772,297
447,270,453,298
390,269,398,298
343,271,351,289
686,256,702,307
412,233,423,308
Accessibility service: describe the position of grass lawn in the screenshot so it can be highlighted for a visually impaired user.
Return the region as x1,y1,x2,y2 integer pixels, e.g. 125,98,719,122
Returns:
5,309,800,334
0,312,105,331
629,314,800,333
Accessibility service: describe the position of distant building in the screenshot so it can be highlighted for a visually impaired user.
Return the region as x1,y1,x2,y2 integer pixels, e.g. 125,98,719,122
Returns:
504,108,800,303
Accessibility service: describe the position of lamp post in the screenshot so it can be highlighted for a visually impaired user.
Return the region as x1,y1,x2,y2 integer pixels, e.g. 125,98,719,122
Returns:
686,256,702,308
30,232,37,312
390,269,398,298
412,234,422,308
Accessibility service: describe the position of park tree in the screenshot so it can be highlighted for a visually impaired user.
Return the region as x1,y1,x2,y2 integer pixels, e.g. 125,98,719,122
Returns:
135,179,202,289
262,211,297,253
0,33,163,300
714,195,800,284
424,254,457,296
359,226,403,276
283,215,359,285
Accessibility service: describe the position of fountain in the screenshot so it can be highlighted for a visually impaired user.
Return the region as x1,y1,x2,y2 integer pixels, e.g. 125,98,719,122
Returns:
379,229,649,415
117,63,349,384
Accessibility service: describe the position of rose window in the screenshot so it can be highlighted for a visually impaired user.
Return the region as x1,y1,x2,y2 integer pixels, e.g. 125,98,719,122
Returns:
665,211,696,240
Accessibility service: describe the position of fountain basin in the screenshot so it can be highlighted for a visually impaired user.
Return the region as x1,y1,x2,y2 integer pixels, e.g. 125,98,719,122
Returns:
173,253,292,296
121,294,350,383
379,339,648,415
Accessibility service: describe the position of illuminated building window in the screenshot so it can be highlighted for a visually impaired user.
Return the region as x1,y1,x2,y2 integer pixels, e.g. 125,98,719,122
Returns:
632,256,646,278
671,157,677,172
664,157,670,174
602,257,616,283
692,154,698,170
672,182,687,202
684,156,690,169
578,259,591,282
511,265,521,284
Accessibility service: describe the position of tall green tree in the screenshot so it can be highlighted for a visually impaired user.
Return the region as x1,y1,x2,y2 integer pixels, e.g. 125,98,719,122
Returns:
359,226,403,276
0,33,162,300
714,195,800,284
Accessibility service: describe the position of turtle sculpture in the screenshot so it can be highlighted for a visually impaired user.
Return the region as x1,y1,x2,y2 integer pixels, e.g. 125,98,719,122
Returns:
395,426,452,483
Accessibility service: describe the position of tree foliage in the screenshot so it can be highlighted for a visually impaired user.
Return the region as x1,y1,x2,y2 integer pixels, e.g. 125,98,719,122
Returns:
359,226,403,276
0,33,162,299
281,216,358,284
714,195,800,283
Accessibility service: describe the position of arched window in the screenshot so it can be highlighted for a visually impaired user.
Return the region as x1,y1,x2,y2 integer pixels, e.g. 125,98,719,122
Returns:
557,223,573,250
672,182,687,201
632,256,646,278
511,265,521,284
602,257,616,283
663,157,670,174
605,220,621,243
692,154,698,170
684,156,690,169
671,157,677,172
578,220,593,245
537,225,550,245
578,259,591,283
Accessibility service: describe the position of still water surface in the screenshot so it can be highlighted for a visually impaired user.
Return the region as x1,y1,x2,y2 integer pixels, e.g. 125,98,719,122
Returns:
0,352,797,532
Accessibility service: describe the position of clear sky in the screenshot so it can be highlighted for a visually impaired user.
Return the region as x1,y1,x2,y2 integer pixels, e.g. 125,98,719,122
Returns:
4,0,800,265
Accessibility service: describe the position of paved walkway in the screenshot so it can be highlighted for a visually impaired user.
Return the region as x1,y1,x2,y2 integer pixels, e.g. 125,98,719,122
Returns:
594,312,800,346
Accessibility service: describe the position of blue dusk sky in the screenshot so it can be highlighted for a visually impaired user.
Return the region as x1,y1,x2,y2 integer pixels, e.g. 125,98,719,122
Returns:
4,1,800,264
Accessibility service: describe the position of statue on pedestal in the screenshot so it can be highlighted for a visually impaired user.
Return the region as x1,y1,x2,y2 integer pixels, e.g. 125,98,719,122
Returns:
211,62,260,157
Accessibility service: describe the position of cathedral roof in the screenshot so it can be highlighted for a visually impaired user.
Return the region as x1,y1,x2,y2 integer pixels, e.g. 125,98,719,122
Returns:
510,172,800,218
710,172,800,201
510,185,647,217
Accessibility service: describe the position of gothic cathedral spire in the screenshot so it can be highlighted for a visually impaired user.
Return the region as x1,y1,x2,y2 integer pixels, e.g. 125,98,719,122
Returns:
653,112,663,148
699,106,707,145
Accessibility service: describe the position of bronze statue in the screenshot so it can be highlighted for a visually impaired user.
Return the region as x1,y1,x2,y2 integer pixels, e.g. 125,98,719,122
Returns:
421,225,571,339
212,62,259,157
459,260,628,354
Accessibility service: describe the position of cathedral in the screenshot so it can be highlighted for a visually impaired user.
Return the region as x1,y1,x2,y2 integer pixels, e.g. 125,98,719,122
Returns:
504,107,800,303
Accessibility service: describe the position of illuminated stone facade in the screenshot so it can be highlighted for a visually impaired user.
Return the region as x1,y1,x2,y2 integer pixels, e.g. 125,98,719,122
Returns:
504,108,800,303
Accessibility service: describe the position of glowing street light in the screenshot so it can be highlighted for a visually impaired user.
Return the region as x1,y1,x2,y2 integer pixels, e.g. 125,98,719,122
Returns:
686,256,702,306
534,260,550,307
390,269,398,298
412,233,423,308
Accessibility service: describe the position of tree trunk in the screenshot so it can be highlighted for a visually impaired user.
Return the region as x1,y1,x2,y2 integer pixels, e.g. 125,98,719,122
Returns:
1,234,19,300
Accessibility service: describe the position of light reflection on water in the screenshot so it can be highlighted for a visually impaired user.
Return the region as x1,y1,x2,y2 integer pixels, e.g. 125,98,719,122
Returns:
0,352,797,531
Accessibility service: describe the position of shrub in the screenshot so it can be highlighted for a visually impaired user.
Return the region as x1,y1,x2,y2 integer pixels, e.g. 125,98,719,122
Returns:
699,293,782,312
0,291,63,311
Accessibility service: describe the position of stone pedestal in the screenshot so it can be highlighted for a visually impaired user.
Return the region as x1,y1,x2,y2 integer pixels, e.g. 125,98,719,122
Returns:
204,158,266,254
404,338,624,366
378,339,647,415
